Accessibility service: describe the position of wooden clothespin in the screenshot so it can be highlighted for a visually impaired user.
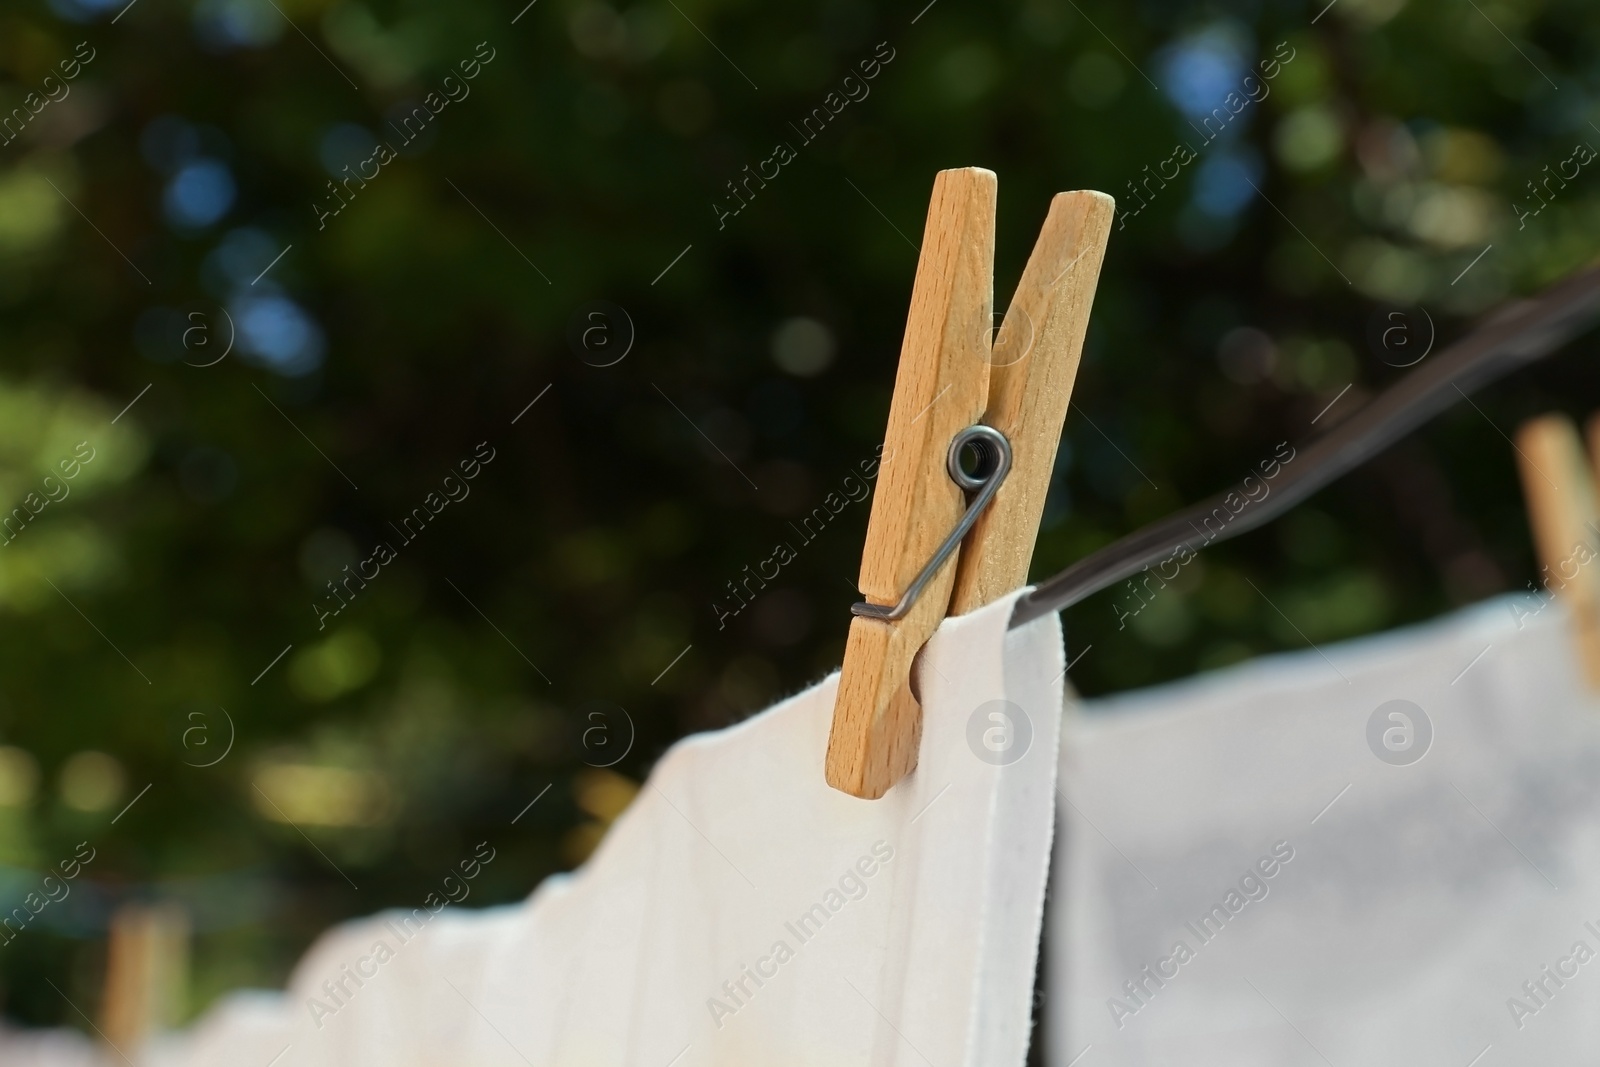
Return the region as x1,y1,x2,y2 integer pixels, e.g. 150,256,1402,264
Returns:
1514,413,1600,689
101,901,189,1060
825,167,1113,798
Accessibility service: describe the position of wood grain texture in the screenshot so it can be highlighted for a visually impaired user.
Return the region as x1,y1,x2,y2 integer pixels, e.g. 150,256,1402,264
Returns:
949,190,1114,615
1516,414,1600,690
825,167,996,799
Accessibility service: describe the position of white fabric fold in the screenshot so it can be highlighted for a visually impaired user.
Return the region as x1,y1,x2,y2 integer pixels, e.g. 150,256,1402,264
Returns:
1051,594,1600,1066
112,588,1062,1067
0,1024,105,1067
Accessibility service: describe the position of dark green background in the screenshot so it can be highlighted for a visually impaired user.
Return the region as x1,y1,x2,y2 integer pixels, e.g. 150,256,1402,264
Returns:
0,0,1595,1032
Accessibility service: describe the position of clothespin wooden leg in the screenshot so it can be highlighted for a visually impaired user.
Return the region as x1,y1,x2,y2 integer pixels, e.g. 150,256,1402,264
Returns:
826,168,996,799
1515,414,1600,689
102,902,189,1058
950,191,1114,613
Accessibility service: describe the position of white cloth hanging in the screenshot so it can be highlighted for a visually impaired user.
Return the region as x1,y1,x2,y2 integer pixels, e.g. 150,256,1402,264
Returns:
1050,593,1600,1065
0,1024,104,1067
106,588,1061,1067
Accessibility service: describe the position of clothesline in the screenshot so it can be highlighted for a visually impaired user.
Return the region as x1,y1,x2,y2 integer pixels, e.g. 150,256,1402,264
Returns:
1013,264,1600,626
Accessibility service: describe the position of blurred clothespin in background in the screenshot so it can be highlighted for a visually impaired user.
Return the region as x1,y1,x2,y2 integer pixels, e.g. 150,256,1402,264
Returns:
1514,413,1600,689
101,901,189,1063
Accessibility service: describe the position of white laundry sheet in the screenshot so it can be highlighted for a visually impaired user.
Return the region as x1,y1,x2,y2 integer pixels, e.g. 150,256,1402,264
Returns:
28,589,1059,1067
1049,593,1600,1066
0,1025,105,1067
